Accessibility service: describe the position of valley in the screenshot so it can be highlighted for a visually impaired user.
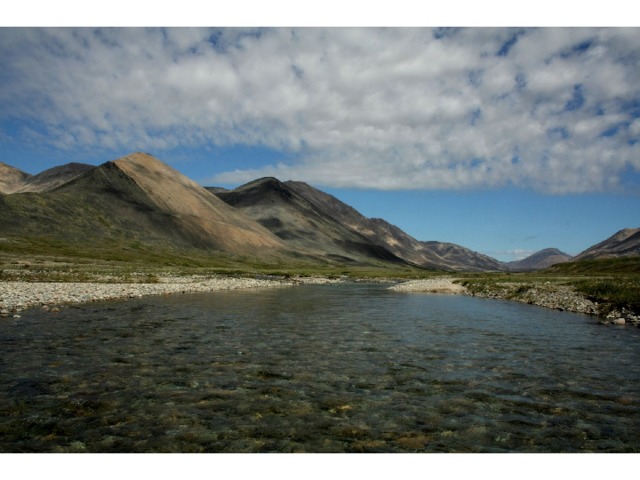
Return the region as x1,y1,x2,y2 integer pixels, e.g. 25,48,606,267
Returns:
1,152,639,322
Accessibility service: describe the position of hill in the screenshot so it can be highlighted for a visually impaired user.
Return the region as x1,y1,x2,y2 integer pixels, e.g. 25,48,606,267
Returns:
8,152,633,274
506,248,573,271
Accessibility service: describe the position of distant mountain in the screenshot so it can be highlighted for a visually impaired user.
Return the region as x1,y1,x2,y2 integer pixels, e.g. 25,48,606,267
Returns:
506,248,573,271
573,228,640,261
16,163,94,193
421,241,507,272
0,162,31,194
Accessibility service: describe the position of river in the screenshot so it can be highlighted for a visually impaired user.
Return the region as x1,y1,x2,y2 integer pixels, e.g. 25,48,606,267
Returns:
1,283,639,452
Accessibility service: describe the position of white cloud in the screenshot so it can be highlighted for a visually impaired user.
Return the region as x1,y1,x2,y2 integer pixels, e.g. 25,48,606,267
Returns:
1,27,640,193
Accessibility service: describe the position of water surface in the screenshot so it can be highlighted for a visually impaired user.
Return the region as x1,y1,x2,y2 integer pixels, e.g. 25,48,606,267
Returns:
1,283,639,452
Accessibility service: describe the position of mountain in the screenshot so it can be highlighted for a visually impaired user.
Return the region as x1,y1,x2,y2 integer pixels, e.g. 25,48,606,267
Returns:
573,228,640,261
5,152,575,272
16,163,94,193
283,180,505,271
214,177,405,265
0,153,293,259
506,248,573,271
0,162,31,194
110,153,288,253
420,241,507,271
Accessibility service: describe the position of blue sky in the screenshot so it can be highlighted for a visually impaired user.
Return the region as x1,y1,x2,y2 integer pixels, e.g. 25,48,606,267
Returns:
1,21,639,261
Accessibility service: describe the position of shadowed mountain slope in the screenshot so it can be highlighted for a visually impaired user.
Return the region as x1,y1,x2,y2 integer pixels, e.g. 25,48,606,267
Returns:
284,180,505,271
573,228,640,261
214,177,405,265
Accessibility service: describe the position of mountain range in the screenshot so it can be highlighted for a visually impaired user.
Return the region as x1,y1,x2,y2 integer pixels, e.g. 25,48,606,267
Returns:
1,153,637,272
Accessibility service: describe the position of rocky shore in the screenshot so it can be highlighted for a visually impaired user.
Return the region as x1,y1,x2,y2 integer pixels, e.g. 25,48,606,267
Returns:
3,274,638,328
0,275,341,317
390,277,640,328
463,281,640,327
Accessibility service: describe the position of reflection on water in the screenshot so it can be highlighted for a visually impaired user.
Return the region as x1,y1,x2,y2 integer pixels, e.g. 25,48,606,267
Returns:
1,283,639,452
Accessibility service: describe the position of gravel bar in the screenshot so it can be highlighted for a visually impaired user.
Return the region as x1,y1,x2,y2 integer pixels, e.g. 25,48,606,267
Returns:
0,275,341,316
388,277,466,294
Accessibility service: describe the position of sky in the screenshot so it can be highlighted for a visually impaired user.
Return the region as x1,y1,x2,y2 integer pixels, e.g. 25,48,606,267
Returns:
1,6,640,261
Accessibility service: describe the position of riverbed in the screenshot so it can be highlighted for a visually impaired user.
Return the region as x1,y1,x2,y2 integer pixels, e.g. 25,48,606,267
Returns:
1,283,639,452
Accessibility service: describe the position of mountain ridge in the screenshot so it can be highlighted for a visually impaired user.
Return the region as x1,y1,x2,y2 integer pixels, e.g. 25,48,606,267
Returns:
2,153,638,272
1,154,293,260
283,180,506,271
573,227,640,261
214,177,406,265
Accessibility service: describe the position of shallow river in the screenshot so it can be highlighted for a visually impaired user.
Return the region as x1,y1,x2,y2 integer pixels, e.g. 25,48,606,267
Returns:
1,283,639,452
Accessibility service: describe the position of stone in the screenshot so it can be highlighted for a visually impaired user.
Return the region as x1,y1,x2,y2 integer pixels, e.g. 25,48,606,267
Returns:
613,318,626,325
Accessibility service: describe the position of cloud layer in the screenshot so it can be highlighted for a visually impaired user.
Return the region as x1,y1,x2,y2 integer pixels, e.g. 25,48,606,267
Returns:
1,27,639,193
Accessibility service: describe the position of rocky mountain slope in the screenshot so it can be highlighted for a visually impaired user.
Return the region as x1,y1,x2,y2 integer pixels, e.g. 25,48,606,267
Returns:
420,241,507,271
506,248,573,271
573,228,640,261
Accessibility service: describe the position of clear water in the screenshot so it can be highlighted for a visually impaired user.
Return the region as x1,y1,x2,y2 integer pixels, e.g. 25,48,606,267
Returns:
1,283,639,452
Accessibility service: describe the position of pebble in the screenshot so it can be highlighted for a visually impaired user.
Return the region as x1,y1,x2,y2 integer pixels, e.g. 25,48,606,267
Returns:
389,278,466,294
0,275,342,314
402,278,640,329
